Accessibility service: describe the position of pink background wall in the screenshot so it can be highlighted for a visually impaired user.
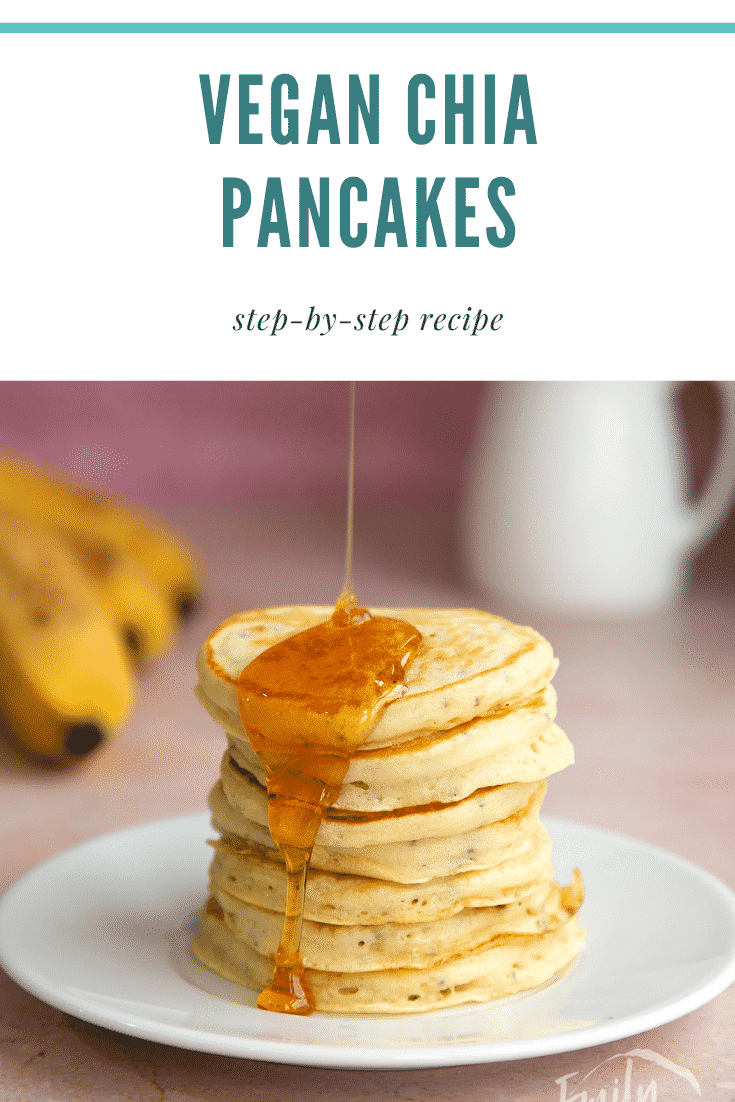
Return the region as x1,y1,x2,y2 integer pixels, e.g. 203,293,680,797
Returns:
0,381,482,508
0,380,731,590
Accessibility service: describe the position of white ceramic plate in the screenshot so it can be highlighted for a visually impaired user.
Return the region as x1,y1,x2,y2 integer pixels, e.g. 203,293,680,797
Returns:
1,813,734,1069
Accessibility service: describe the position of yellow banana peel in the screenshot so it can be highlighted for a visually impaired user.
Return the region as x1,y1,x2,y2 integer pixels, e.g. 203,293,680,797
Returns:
0,452,202,620
0,510,135,765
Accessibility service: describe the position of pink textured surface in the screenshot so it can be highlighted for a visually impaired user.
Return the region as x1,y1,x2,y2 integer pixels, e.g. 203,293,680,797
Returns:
0,381,482,507
1,499,734,1102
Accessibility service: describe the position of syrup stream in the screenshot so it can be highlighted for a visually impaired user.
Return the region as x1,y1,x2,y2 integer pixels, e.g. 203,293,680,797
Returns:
342,380,356,610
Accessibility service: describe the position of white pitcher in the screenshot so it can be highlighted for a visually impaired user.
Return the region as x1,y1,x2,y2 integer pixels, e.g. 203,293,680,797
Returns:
461,381,735,614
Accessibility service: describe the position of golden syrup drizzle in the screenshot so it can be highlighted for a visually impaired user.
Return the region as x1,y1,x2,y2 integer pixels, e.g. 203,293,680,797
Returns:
342,380,356,609
237,598,421,1013
236,382,422,1014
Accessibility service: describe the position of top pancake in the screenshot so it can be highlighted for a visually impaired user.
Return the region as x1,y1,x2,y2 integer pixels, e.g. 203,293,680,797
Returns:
196,605,559,748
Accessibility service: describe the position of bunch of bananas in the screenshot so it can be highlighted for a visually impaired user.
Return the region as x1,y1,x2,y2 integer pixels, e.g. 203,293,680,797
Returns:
0,453,202,766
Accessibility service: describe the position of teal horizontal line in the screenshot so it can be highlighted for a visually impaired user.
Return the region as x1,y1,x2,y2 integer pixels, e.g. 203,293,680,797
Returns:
0,22,734,33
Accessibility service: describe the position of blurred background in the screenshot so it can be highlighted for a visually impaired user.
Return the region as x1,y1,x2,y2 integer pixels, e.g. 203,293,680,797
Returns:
0,379,731,605
0,381,476,511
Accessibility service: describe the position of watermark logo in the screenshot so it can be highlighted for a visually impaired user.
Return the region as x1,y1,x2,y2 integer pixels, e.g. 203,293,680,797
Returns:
557,1048,701,1102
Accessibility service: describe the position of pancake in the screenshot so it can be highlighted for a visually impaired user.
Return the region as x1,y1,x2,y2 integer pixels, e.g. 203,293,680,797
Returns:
209,778,548,883
192,900,584,1013
197,681,559,788
212,878,580,971
219,753,544,847
196,606,559,748
225,708,573,811
207,823,556,925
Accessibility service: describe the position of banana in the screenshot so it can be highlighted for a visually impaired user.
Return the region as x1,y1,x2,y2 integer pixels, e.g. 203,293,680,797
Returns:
0,511,135,765
69,541,176,665
0,453,202,621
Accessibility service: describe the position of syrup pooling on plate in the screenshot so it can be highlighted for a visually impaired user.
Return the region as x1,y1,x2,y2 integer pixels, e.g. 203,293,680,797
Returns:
237,593,422,1014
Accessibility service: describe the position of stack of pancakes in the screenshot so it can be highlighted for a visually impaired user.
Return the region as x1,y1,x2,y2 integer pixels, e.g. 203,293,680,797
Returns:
192,606,584,1013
